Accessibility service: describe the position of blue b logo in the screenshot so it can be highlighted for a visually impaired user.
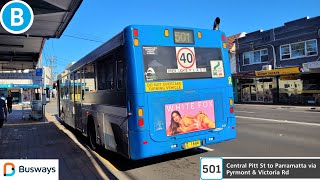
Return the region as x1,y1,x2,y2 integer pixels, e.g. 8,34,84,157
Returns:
0,0,34,34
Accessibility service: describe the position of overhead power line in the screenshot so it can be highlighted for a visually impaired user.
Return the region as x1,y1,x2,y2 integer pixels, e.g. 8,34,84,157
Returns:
63,34,104,43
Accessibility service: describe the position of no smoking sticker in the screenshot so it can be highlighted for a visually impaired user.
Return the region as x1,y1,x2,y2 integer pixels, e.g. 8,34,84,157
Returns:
176,47,196,69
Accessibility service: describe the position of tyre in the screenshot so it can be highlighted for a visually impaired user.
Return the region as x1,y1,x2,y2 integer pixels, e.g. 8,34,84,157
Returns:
87,119,97,150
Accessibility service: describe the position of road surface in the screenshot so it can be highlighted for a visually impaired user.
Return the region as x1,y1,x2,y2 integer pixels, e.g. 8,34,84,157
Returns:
46,100,320,180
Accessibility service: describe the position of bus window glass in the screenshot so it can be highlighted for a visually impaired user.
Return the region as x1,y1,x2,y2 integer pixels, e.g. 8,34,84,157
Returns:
83,63,96,92
106,61,114,89
74,70,81,101
97,56,115,90
117,59,126,89
69,74,74,100
60,75,70,99
143,46,222,81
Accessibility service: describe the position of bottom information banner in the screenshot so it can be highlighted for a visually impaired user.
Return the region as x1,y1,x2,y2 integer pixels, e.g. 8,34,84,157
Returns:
200,157,320,180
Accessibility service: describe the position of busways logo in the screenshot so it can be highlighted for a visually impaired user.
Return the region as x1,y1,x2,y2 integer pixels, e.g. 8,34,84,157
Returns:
4,162,15,176
1,160,58,180
0,0,34,34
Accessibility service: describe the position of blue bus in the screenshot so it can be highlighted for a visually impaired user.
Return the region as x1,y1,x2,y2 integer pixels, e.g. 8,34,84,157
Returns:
56,22,236,160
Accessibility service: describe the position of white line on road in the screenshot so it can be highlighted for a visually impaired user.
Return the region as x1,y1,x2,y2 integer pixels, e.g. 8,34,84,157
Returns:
236,111,255,113
236,116,320,127
289,110,320,113
199,147,214,152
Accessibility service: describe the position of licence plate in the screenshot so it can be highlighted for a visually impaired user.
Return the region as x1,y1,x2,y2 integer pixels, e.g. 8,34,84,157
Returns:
184,140,201,149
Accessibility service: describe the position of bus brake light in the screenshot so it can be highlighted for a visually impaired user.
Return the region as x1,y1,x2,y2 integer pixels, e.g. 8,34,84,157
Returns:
133,29,138,36
138,118,144,127
230,107,234,114
222,34,225,41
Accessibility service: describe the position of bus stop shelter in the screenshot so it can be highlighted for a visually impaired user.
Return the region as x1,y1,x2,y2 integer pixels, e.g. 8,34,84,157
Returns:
0,0,83,71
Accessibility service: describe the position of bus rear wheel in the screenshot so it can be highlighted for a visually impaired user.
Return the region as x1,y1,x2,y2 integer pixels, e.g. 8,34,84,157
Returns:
87,120,97,151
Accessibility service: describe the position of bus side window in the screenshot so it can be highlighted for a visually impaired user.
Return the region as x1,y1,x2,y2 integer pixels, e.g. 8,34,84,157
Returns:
97,56,115,90
106,60,115,89
117,60,126,89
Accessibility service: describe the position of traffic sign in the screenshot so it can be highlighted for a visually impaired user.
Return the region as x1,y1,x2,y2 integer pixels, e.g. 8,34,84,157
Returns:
176,47,196,69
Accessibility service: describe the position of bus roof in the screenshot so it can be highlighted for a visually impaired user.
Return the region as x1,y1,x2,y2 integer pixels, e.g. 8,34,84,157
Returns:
67,25,224,73
68,32,124,72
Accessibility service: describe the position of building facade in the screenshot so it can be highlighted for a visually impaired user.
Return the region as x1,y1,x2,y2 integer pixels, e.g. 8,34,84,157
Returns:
227,32,246,102
234,16,320,105
0,71,40,104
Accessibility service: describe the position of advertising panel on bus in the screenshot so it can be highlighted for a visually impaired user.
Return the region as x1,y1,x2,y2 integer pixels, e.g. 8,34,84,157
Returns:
165,99,216,136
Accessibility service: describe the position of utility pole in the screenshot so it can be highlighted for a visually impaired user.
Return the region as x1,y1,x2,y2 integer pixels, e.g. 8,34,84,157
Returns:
50,56,54,87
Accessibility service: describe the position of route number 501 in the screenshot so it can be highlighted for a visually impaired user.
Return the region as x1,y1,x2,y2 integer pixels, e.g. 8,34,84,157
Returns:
203,164,221,173
200,157,223,180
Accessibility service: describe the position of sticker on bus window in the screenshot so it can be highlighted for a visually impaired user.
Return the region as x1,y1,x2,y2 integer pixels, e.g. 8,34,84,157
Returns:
145,67,157,81
176,47,197,69
165,100,216,136
210,60,224,78
145,81,183,92
166,68,207,73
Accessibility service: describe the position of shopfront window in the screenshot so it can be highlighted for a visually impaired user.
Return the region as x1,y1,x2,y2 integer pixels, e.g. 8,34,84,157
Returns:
239,78,275,103
278,74,320,105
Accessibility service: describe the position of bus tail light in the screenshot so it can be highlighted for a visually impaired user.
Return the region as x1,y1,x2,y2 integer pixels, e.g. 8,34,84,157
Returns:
222,34,225,41
133,29,138,36
134,39,139,46
142,141,148,144
223,42,227,48
164,29,169,37
138,108,143,116
232,126,235,130
230,107,234,114
229,99,234,106
138,118,144,127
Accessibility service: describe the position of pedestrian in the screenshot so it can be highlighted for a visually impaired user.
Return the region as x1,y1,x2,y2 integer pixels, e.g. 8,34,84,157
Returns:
0,97,8,128
0,93,5,101
6,94,13,114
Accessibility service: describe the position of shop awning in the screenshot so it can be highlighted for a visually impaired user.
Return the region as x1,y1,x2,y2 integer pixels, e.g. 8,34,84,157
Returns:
255,67,301,77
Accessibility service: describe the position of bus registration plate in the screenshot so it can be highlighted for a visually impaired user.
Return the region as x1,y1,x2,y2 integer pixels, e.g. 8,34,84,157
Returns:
184,140,201,149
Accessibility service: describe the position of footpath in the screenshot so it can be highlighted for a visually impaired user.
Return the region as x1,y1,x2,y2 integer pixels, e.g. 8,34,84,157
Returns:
0,101,117,180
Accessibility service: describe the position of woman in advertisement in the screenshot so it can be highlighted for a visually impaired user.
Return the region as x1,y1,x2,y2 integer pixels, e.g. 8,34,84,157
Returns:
166,110,215,136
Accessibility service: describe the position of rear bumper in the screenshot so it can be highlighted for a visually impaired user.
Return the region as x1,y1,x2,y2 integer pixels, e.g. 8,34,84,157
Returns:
129,118,236,160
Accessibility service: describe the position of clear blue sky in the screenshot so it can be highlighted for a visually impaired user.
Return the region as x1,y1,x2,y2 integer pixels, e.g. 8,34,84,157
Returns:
42,0,320,75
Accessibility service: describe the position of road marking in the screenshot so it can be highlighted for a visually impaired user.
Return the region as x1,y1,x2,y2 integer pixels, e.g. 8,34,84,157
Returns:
236,111,255,113
289,110,320,113
199,146,214,151
236,116,320,127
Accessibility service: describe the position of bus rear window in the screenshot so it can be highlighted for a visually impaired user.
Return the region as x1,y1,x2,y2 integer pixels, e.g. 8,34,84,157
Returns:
143,46,223,81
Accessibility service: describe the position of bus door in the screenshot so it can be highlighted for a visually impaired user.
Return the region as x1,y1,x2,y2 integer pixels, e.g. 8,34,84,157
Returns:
57,80,61,116
74,70,83,131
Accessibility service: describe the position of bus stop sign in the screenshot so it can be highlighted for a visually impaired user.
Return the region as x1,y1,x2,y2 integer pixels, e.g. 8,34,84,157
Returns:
36,68,43,76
